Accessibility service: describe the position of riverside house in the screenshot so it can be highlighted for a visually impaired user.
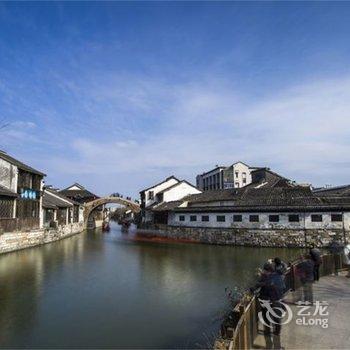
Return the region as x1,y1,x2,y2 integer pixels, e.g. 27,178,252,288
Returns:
145,168,350,247
59,182,99,204
0,150,45,233
140,176,202,224
42,187,84,228
59,183,103,228
196,161,260,191
0,151,85,254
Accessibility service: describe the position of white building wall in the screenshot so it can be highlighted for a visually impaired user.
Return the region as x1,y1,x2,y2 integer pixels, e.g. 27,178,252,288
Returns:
67,185,82,190
163,183,201,202
144,178,179,208
39,179,44,228
79,207,84,222
0,158,18,192
168,212,232,228
232,162,252,188
168,211,350,231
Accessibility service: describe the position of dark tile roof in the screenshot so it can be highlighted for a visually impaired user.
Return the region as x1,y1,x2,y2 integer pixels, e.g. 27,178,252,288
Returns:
139,176,180,193
43,189,74,209
172,183,350,213
152,200,185,212
0,185,18,198
62,183,88,191
313,185,350,197
59,189,98,200
0,150,46,176
181,189,238,203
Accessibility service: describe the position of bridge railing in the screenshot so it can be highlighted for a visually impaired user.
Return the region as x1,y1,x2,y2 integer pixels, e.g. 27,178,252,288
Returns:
223,253,343,350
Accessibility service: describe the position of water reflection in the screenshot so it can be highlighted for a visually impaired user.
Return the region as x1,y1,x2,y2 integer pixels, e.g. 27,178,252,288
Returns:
0,223,302,348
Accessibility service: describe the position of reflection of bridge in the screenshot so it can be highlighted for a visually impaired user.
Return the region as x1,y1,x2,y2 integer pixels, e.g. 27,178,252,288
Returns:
83,196,140,228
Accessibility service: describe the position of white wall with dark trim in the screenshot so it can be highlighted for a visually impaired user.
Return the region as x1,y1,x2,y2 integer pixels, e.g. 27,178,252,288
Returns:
168,211,350,231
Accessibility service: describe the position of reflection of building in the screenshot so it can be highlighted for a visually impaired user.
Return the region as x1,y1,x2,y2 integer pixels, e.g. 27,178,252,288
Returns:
42,187,84,228
0,150,45,232
139,176,201,224
196,161,259,191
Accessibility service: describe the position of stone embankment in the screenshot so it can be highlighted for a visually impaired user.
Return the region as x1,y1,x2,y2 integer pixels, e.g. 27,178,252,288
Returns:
138,224,349,247
0,222,84,254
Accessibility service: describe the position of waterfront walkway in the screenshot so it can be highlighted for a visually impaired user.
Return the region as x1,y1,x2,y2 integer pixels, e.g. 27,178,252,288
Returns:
281,272,350,349
253,272,350,349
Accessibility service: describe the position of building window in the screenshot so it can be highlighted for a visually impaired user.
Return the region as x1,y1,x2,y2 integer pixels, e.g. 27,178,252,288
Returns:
179,215,185,222
201,215,209,222
156,193,163,202
311,214,323,222
216,215,226,222
288,214,299,222
235,182,239,187
0,198,14,218
331,214,343,222
242,172,246,178
148,191,154,200
235,171,239,178
190,215,197,222
269,215,279,222
249,215,259,222
242,178,246,185
233,215,242,222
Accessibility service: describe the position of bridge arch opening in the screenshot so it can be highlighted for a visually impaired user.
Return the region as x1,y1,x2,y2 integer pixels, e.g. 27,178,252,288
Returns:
83,196,140,229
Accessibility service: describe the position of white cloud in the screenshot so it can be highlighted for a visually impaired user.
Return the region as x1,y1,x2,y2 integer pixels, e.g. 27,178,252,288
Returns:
42,73,350,195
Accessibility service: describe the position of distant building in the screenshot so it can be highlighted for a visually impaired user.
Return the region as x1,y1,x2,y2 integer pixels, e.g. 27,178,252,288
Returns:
145,167,350,247
0,150,45,232
60,183,105,229
313,184,350,197
59,183,99,204
42,187,84,228
139,176,201,224
196,161,259,191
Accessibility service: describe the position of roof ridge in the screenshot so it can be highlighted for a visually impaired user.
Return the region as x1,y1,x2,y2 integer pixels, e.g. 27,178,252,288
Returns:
0,150,46,176
139,175,180,193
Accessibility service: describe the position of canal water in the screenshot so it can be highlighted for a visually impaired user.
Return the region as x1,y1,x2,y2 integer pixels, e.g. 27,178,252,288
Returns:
0,223,302,348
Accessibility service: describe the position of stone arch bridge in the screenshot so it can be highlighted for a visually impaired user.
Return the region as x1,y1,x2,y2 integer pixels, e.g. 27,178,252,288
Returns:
83,196,141,228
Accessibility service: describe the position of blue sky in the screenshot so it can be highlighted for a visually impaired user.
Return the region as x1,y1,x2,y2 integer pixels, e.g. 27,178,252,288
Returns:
1,2,350,197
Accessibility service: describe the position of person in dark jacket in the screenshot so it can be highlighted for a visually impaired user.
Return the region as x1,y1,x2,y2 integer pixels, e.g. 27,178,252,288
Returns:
256,262,286,349
328,239,344,275
274,257,288,276
309,244,322,281
296,254,315,303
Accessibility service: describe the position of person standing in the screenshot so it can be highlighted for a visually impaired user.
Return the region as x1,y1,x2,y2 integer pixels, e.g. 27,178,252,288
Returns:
309,244,322,281
256,262,286,349
343,243,350,277
296,254,315,304
328,239,344,275
274,257,288,276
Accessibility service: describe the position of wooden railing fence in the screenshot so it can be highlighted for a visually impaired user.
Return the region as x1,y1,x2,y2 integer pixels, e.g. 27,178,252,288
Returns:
226,254,343,350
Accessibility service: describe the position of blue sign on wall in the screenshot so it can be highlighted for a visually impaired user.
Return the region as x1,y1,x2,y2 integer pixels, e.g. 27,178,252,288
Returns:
20,189,38,200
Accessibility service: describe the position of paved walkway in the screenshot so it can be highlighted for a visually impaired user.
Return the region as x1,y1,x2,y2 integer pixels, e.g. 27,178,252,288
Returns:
281,272,350,349
254,272,350,349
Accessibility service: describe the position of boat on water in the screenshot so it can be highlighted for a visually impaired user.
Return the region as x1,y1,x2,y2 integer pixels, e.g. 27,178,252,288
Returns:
119,219,131,232
102,221,110,231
